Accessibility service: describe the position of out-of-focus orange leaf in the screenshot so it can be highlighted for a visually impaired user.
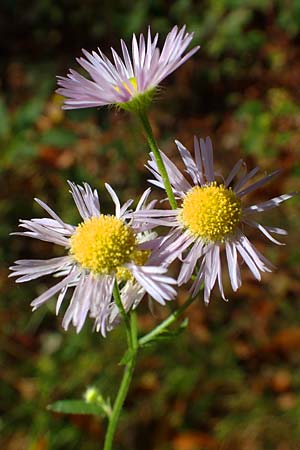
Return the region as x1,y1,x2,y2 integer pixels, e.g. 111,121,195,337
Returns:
277,393,296,410
233,340,255,360
4,433,29,450
271,370,291,393
39,146,75,169
172,431,218,450
28,435,48,450
16,377,37,400
138,371,160,392
265,327,300,353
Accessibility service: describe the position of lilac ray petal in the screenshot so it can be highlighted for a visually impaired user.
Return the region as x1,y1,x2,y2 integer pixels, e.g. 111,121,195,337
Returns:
34,199,75,231
132,216,178,227
111,47,129,78
135,188,152,211
120,200,134,219
235,240,261,280
148,151,191,194
204,245,219,304
97,277,115,337
29,218,70,234
138,235,162,251
130,267,166,304
133,208,178,217
199,137,214,183
147,177,165,190
9,256,73,282
216,250,227,301
236,170,281,197
105,183,121,217
62,273,86,331
10,256,71,271
178,240,204,285
15,221,70,246
68,181,91,219
233,166,260,193
243,193,295,213
56,284,69,314
120,40,134,76
128,263,176,304
262,225,287,235
243,219,285,245
175,140,199,185
240,234,274,272
76,275,95,332
204,137,214,183
154,231,195,266
31,269,80,310
225,159,244,188
225,241,241,292
82,183,101,217
190,257,206,297
193,136,205,184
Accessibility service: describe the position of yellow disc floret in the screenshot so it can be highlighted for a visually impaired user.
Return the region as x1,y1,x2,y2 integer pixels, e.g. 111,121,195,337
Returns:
70,215,136,275
180,182,242,242
114,77,138,95
116,249,150,282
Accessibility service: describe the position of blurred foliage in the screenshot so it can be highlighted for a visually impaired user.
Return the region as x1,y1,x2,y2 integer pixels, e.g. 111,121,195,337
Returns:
1,1,300,449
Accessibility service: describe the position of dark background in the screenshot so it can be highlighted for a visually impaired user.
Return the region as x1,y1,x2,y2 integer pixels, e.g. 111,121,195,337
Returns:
1,1,300,449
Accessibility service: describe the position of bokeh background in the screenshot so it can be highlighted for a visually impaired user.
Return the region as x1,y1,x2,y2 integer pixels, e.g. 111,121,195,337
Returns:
1,1,300,449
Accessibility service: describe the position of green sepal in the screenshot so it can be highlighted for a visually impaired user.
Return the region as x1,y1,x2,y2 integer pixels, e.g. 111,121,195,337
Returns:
115,88,155,113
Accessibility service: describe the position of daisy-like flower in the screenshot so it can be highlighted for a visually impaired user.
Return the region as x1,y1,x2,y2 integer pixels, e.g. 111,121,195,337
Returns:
134,136,294,303
10,182,177,335
56,25,199,112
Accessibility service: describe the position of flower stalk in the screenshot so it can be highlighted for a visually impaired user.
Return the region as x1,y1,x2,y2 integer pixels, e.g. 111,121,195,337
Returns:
103,313,138,450
137,110,178,210
103,296,195,450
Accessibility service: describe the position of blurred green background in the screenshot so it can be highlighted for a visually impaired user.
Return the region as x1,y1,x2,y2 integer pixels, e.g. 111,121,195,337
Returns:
1,1,300,449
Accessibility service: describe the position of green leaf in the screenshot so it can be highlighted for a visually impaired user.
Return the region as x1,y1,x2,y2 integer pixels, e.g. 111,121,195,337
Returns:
40,128,77,148
0,97,10,138
141,318,189,347
47,400,102,416
13,97,45,131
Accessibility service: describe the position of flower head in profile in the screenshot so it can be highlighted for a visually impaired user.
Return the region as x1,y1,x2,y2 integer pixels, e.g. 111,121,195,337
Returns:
56,25,199,112
10,183,176,335
135,137,294,303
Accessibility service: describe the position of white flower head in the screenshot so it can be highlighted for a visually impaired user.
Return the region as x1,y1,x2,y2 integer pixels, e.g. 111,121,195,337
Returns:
134,136,294,303
56,25,199,112
10,182,176,335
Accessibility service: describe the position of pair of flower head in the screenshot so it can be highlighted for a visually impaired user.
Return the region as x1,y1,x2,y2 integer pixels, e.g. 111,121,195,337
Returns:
10,26,293,335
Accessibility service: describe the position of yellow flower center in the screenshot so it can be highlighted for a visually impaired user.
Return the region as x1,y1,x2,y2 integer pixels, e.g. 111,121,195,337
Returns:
116,250,150,281
180,183,242,242
114,77,138,95
70,216,136,275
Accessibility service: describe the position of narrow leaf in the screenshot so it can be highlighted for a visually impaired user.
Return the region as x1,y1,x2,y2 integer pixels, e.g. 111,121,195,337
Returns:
47,400,102,416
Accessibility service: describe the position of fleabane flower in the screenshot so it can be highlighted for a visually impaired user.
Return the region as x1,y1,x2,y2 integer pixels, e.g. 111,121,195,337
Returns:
56,25,199,112
134,136,294,303
10,182,176,335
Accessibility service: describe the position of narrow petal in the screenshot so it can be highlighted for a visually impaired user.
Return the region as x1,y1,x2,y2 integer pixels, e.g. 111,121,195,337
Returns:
243,193,295,213
225,242,241,292
31,270,80,309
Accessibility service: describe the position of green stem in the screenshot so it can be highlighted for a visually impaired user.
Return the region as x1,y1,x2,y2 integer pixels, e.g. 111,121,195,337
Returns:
103,313,138,450
137,110,178,210
139,296,195,347
112,282,131,346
